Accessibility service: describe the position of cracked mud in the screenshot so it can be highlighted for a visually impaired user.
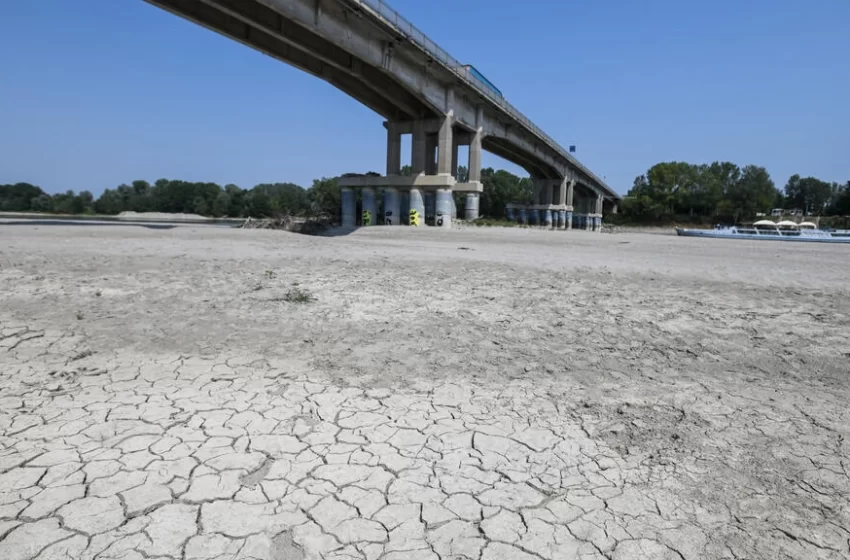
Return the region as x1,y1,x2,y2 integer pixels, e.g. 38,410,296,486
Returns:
0,225,848,559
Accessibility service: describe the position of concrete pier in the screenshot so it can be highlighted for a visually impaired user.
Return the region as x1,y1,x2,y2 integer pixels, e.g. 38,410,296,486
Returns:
465,193,480,221
341,188,356,227
361,188,377,226
409,189,425,226
424,191,436,225
383,188,401,225
399,191,410,225
435,188,452,228
543,208,553,229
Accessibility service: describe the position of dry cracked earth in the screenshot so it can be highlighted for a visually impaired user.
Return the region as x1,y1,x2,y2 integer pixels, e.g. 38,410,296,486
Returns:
0,224,848,560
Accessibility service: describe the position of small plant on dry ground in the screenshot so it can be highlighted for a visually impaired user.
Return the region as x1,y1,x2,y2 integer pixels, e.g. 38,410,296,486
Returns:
282,287,315,304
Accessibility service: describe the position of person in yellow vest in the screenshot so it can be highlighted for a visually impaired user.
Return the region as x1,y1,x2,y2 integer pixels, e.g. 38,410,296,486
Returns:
409,209,420,226
362,209,371,226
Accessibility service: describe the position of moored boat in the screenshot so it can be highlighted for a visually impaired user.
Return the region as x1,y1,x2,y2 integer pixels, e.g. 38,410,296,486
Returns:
676,221,850,243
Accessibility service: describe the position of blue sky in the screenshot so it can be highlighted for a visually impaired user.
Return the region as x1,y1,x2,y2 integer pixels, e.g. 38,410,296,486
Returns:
1,0,848,195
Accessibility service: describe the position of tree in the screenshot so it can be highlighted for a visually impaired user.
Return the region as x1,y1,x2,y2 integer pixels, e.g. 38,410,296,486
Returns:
308,177,340,218
784,174,834,215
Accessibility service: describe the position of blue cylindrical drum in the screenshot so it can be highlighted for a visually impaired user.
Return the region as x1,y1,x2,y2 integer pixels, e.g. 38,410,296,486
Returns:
558,209,566,229
544,209,553,228
506,206,516,222
518,207,527,224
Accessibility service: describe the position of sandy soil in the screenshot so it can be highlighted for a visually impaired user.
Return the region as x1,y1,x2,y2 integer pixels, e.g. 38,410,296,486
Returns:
0,224,848,560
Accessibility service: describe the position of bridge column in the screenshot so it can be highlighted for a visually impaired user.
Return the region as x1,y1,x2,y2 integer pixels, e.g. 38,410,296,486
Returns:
469,107,483,184
425,134,438,175
341,188,356,227
596,194,604,232
383,188,400,225
386,122,402,175
464,193,480,220
435,188,452,228
409,188,425,226
566,180,574,230
412,120,427,174
437,114,453,176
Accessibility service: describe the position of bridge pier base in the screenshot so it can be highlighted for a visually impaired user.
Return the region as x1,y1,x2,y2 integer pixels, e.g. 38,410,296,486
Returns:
557,209,566,230
383,188,401,225
465,193,480,220
361,188,377,226
566,210,573,230
341,188,356,227
435,188,453,228
409,188,425,226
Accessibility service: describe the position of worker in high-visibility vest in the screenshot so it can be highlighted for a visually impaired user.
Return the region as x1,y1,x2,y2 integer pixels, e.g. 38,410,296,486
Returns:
409,209,420,226
362,209,371,226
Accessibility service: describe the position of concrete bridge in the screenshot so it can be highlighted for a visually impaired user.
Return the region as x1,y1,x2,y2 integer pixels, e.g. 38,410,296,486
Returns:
145,0,621,229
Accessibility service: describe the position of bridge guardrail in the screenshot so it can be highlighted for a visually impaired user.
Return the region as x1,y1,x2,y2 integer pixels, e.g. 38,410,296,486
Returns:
358,0,611,195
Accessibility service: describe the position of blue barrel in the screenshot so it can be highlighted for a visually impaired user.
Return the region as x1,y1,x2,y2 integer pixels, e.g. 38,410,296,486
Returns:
341,188,356,227
528,208,538,226
543,209,553,228
577,214,585,230
518,207,527,224
506,206,516,221
361,188,377,226
400,191,410,225
383,188,400,225
566,211,573,230
435,189,452,228
558,209,566,229
424,191,436,225
409,188,425,226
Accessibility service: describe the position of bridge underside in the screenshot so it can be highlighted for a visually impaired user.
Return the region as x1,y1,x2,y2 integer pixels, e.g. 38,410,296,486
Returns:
147,0,434,121
145,0,619,229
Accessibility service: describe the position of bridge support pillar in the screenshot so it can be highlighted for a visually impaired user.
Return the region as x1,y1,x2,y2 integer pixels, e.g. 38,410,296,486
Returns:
361,187,377,226
386,123,402,175
412,120,427,174
469,128,482,184
383,188,400,225
423,191,436,225
557,208,566,230
465,193,480,220
409,188,425,226
435,188,452,228
400,190,410,225
341,187,356,227
437,114,454,176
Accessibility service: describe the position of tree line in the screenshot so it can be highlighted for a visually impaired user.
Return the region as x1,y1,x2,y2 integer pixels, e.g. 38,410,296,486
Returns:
619,162,850,224
0,166,534,221
0,178,341,219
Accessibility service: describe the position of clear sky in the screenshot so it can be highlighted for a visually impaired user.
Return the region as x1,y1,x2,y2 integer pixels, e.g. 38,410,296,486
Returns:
1,0,848,195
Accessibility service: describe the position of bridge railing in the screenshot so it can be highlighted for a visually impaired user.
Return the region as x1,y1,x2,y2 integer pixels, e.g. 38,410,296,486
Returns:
357,0,610,193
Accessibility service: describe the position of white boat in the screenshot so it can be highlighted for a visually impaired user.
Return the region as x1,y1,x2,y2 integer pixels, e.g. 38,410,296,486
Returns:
676,221,850,243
